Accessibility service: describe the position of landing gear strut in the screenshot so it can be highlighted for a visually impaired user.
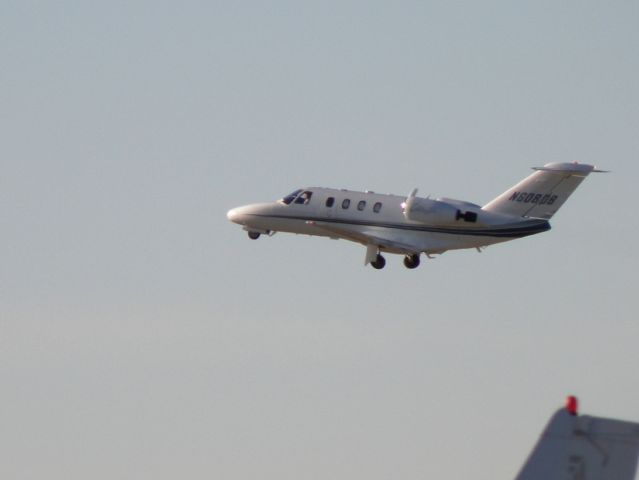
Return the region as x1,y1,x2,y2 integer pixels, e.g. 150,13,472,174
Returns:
370,254,386,270
247,231,261,240
403,254,420,269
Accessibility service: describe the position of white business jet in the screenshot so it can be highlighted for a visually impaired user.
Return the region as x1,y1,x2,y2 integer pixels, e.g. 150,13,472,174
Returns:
227,162,604,269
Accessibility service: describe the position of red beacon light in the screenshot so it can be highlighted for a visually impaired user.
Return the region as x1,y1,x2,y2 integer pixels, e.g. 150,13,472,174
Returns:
565,395,578,416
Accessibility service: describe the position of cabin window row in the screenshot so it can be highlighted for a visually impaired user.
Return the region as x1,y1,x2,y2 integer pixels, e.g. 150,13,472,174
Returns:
325,197,382,213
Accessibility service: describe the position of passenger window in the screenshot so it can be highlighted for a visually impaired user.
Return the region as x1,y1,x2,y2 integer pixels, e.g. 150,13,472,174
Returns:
342,199,350,209
357,200,366,211
326,197,335,207
373,202,382,213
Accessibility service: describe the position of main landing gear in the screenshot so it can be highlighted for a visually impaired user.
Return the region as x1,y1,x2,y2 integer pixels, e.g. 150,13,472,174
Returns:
247,231,261,240
403,254,420,269
370,254,386,270
369,253,422,270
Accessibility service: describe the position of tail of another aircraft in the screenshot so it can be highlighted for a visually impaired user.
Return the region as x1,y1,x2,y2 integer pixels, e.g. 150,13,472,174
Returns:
483,162,606,219
515,396,639,480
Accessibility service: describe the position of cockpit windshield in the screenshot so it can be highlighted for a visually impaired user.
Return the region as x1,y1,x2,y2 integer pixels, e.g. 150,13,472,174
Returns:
279,189,313,205
280,189,303,205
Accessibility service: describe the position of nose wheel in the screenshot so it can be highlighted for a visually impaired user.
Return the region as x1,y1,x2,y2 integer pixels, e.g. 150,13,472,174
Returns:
370,254,386,270
403,254,420,269
247,231,261,240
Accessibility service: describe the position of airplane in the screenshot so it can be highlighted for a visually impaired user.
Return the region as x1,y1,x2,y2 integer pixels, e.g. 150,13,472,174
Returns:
227,162,605,269
515,396,639,480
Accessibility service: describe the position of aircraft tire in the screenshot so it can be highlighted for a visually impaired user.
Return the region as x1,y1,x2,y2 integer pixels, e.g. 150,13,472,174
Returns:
247,231,261,240
403,254,420,269
371,254,386,270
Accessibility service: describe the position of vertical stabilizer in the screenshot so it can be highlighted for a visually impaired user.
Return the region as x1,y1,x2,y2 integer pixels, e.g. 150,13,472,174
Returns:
515,397,639,480
483,163,604,219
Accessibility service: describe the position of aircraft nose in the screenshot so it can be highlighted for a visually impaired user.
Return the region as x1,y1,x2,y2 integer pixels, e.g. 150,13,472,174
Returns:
227,207,244,224
227,204,259,224
227,203,273,226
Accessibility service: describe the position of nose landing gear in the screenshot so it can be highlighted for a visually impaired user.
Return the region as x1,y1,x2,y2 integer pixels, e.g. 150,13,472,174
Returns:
247,231,261,240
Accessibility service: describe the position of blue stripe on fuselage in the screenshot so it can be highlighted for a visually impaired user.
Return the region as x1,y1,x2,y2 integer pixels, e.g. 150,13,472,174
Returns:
247,214,550,238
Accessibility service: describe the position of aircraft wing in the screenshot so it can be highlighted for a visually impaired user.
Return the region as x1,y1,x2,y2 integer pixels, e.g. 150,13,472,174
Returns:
306,220,423,254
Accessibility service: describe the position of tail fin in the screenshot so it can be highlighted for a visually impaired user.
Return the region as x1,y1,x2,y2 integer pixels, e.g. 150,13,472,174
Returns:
515,396,639,480
483,162,606,219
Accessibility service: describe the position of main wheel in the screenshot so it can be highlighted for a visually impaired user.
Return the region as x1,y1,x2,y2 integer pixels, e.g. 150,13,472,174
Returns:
247,231,261,240
370,254,386,270
403,254,420,269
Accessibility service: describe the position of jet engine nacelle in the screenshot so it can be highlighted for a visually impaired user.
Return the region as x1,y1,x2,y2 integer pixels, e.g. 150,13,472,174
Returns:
403,194,479,226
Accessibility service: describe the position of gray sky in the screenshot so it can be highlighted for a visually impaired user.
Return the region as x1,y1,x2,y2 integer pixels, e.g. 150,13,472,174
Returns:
2,1,638,479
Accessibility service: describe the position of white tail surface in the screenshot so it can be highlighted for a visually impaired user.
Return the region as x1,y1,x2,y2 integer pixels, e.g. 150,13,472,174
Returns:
515,405,639,480
483,162,604,219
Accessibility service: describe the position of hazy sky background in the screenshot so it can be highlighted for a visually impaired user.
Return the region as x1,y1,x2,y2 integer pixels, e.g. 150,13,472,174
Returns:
2,1,638,479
